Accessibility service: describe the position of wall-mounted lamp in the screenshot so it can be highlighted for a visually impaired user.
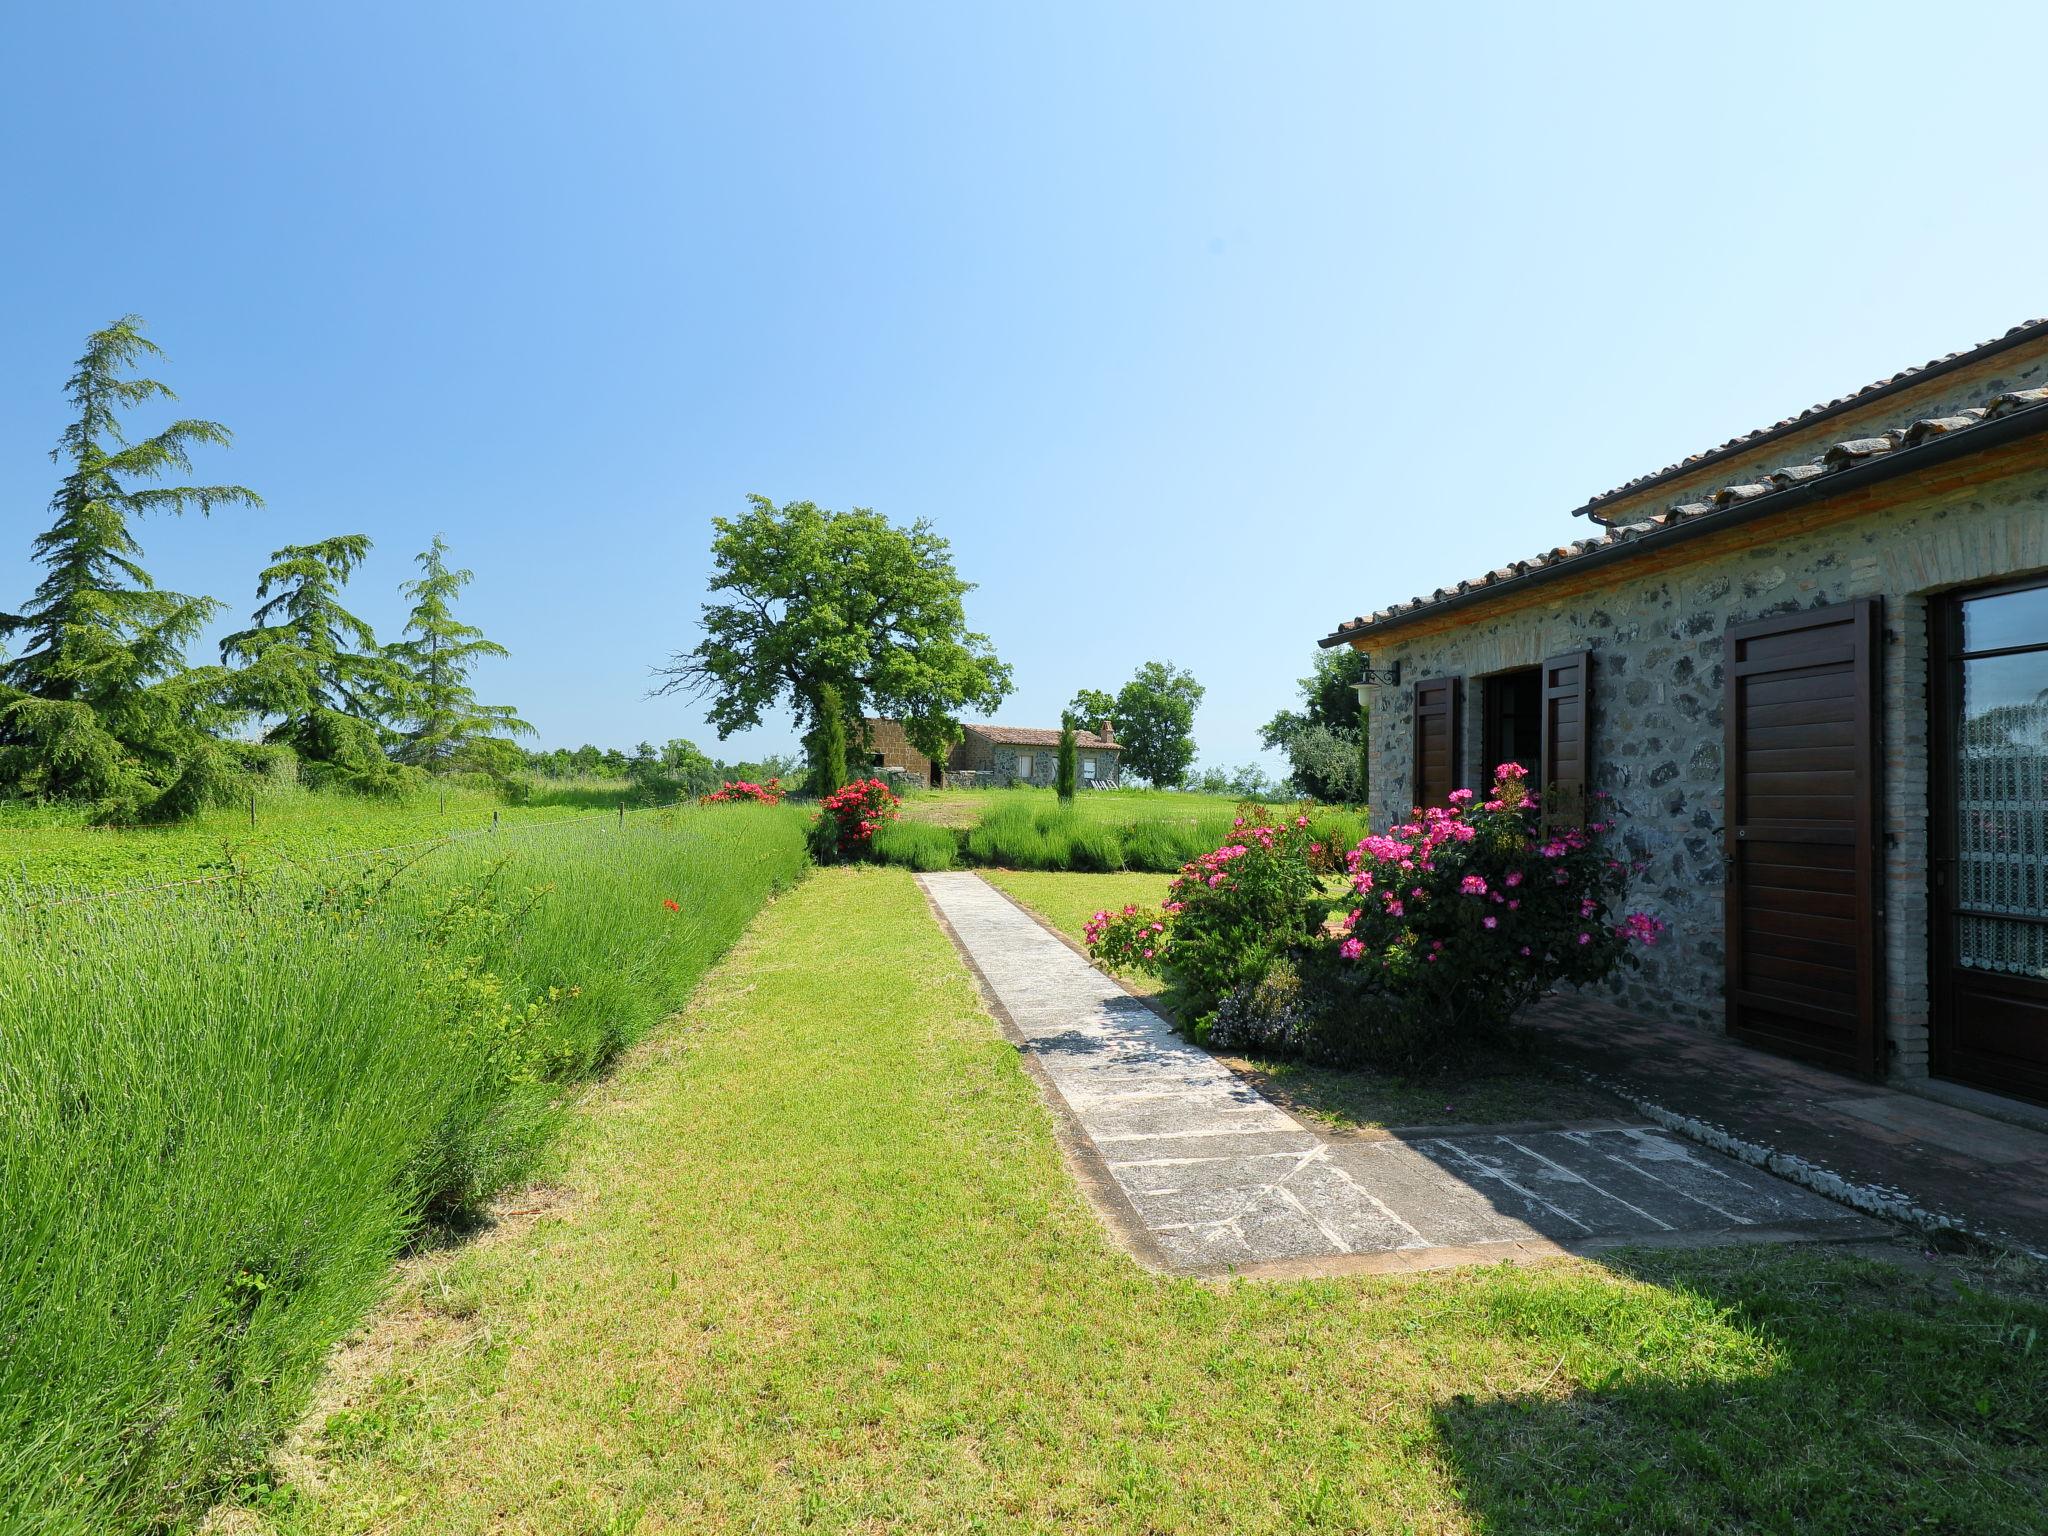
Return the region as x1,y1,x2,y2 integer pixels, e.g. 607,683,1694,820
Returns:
1352,655,1401,706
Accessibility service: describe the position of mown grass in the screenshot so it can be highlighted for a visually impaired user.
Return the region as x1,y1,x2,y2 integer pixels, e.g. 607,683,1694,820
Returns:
0,804,807,1536
0,774,641,891
243,867,2048,1534
984,867,1632,1129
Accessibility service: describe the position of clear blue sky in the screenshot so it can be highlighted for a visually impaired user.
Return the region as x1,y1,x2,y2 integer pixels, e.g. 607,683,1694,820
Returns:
4,4,2045,774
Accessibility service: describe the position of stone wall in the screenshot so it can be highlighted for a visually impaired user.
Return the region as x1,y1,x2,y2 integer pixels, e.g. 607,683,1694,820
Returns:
984,744,1120,788
1356,452,2048,1079
860,718,939,782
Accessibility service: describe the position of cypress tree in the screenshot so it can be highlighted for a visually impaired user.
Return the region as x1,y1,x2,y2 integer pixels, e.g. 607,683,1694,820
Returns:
0,317,259,815
221,535,411,790
385,535,532,771
1056,722,1077,802
808,682,848,796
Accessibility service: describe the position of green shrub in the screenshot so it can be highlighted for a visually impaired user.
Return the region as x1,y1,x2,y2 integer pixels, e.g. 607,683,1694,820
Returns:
1066,823,1126,872
965,801,1050,867
1207,957,1317,1055
1119,818,1194,873
0,805,807,1533
870,819,959,871
1087,804,1328,1017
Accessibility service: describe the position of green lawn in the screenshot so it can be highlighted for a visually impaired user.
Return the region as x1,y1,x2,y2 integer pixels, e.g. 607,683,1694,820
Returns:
240,867,2048,1534
982,868,1631,1129
0,775,639,890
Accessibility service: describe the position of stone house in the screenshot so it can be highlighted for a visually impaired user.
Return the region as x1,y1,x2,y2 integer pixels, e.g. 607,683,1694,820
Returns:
863,719,1122,789
1321,318,2048,1111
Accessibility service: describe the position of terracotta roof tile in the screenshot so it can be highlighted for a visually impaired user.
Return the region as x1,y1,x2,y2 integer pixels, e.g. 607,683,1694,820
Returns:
966,724,1119,750
1576,318,2048,511
1323,384,2048,644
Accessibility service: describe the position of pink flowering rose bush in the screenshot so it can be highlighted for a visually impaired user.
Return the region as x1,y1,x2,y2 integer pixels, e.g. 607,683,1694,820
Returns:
1085,804,1333,1018
1085,766,1667,1067
1309,762,1664,1064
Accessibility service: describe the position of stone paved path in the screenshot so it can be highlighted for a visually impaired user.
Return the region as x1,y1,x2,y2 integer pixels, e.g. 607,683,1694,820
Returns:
919,871,1884,1275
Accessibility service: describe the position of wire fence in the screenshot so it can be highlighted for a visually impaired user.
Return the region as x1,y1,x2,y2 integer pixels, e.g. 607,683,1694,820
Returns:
15,797,723,910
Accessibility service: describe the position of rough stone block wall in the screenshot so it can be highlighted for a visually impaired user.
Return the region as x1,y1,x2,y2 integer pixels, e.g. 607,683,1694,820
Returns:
1359,462,2048,1079
862,719,937,781
974,744,1120,787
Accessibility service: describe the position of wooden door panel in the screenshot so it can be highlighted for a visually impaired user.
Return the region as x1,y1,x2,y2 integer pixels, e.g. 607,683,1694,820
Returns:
1540,651,1592,827
1411,677,1462,810
1724,599,1883,1075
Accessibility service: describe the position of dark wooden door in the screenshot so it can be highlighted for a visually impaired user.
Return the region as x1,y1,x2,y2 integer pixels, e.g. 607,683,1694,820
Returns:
1723,599,1883,1074
1931,576,2048,1105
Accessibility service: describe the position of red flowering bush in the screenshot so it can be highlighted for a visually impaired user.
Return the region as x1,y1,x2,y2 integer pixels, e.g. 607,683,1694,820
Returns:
1085,805,1332,1017
811,777,899,862
701,777,783,806
1085,768,1666,1066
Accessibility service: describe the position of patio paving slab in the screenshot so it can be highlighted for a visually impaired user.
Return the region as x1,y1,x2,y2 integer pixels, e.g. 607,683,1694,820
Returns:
1524,994,2048,1259
919,872,1882,1276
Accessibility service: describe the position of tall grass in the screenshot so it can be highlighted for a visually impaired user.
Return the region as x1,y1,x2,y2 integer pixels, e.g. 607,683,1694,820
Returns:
888,800,1374,876
0,805,807,1535
0,773,641,891
868,818,957,871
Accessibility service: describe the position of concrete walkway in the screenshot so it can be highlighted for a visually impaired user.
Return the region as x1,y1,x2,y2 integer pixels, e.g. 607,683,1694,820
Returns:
919,872,1881,1276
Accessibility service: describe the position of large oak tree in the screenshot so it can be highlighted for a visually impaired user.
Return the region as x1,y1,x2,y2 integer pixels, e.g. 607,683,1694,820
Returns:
655,495,1012,768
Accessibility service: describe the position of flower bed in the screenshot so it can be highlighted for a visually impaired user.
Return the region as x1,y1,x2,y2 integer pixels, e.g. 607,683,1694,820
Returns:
701,777,783,805
1086,768,1665,1067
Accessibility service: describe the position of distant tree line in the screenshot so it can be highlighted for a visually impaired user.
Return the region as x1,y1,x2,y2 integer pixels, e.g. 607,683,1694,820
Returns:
0,318,529,820
521,739,798,801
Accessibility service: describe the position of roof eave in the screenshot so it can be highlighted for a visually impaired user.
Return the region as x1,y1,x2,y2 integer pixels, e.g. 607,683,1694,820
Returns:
1571,318,2048,520
1320,400,2048,648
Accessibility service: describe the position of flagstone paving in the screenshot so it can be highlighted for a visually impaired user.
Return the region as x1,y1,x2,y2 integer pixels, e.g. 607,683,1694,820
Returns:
919,871,1884,1275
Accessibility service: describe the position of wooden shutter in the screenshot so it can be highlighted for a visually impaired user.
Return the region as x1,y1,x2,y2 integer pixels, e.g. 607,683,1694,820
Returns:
1540,650,1592,826
1723,599,1883,1075
1411,676,1462,810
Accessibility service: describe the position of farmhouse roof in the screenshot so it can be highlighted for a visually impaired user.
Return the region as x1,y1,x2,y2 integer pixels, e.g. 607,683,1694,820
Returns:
967,724,1120,751
1320,381,2048,646
1574,317,2048,516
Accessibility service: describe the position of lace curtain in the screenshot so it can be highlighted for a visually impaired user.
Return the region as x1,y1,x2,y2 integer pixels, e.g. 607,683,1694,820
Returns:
1956,655,2048,979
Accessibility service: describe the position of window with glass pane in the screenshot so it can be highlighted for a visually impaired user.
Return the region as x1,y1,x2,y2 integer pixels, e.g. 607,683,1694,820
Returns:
1955,583,2048,979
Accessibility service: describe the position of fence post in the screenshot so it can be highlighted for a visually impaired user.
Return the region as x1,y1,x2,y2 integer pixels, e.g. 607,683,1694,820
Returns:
491,809,500,833
618,804,625,831
249,789,257,829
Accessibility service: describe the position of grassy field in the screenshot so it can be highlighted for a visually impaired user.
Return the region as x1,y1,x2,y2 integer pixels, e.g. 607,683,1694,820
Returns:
0,804,808,1536
0,775,642,891
237,867,2048,1534
982,868,1627,1129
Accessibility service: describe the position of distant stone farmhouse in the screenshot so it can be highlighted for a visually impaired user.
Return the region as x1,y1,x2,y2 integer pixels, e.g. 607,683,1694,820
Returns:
1321,318,2048,1110
863,718,1122,789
